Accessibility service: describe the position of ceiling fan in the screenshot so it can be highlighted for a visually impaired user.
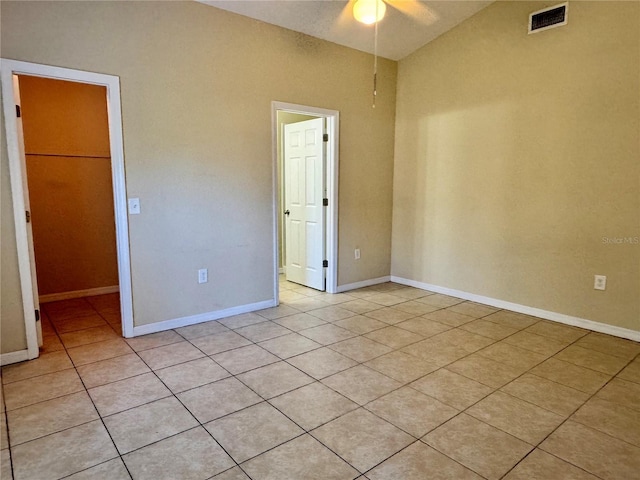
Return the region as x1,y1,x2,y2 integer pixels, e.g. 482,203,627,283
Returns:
341,0,438,107
353,0,387,24
348,0,437,26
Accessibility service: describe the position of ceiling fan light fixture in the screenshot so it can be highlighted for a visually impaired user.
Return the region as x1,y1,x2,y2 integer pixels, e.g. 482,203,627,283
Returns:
353,0,386,25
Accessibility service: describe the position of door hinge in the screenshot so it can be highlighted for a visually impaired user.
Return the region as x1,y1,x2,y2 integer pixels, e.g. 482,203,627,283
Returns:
35,309,40,322
16,105,21,118
323,198,328,207
25,210,31,223
322,260,328,268
323,133,329,142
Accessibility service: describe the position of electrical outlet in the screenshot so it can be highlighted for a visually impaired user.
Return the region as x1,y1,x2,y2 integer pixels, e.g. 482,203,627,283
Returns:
354,248,361,260
594,275,606,291
198,268,208,284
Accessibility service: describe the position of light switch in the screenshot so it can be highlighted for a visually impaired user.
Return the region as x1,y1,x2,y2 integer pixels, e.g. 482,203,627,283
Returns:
128,198,141,215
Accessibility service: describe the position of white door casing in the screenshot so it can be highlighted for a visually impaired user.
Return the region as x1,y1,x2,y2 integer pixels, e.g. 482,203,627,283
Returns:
271,101,339,304
1,59,134,362
284,118,326,290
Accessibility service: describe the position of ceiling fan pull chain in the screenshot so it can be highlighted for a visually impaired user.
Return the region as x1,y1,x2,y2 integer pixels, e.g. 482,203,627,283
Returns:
373,1,379,108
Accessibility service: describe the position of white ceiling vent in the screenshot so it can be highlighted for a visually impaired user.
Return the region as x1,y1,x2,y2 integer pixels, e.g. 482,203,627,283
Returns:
529,2,568,34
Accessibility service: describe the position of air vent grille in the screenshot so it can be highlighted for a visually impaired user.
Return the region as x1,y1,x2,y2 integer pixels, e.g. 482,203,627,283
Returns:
529,3,568,34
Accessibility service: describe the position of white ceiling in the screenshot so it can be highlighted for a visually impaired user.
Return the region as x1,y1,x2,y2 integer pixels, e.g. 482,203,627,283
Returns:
198,1,494,61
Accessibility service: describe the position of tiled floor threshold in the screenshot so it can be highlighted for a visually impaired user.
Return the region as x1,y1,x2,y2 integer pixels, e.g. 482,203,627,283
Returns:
1,280,639,480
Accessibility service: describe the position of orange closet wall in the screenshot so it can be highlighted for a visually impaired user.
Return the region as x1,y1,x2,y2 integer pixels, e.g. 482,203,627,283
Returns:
20,75,118,297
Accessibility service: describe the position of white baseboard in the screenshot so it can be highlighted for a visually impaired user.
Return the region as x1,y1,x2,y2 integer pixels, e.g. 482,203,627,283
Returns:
40,285,120,303
131,299,277,337
1,349,29,366
279,268,285,274
391,276,640,342
336,276,391,293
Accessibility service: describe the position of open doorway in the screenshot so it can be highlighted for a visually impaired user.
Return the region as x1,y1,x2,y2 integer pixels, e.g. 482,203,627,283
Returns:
19,75,121,353
1,59,133,361
272,102,339,301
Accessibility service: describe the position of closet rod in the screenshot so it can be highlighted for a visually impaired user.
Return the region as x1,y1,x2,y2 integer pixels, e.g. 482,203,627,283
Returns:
25,153,111,159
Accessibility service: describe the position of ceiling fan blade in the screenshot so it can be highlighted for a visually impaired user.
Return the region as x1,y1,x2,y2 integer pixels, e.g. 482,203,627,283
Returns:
386,0,439,26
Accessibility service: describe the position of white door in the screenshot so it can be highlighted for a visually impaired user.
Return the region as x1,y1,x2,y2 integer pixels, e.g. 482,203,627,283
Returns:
284,118,326,290
14,75,43,348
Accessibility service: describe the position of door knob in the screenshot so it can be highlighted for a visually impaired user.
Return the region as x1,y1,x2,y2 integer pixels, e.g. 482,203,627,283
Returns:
284,210,290,216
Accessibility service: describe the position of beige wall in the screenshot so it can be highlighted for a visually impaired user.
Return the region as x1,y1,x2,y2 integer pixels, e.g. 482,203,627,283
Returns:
0,1,397,338
277,111,316,270
392,1,640,331
19,76,118,296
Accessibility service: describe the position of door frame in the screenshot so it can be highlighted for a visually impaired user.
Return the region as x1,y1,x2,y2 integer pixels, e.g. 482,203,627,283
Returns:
271,101,339,298
1,59,134,359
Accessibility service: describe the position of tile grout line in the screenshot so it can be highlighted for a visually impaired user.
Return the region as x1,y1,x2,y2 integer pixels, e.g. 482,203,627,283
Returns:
342,305,633,479
5,288,639,479
495,343,640,479
124,323,285,480
1,374,16,480
68,300,137,479
20,297,130,478
23,292,553,476
43,308,136,480
173,309,409,479
0,288,516,476
11,320,629,478
264,297,508,476
81,290,640,478
160,297,430,476
269,283,475,475
409,324,584,479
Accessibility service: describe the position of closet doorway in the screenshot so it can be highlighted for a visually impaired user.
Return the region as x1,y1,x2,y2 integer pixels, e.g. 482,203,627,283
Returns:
1,59,133,361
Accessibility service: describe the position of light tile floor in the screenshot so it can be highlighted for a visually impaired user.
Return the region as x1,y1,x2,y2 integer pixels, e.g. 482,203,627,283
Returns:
2,280,640,480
